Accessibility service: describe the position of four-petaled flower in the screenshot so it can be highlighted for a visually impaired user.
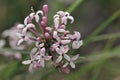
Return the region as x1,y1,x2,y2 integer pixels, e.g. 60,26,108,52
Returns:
63,54,79,68
56,45,70,63
22,47,51,71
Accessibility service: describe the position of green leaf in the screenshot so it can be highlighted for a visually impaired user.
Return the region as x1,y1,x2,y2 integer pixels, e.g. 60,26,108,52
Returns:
84,9,120,46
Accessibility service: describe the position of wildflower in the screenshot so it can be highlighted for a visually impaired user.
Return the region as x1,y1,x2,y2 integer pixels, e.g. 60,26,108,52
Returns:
72,31,83,49
56,45,70,63
0,25,25,60
63,54,79,68
16,4,83,73
22,47,52,71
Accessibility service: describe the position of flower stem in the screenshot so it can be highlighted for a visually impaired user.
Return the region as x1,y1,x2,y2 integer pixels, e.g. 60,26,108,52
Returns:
66,0,84,13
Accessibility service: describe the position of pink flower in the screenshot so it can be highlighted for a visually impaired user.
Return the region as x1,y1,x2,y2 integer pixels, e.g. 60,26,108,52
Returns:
56,45,70,63
72,31,83,49
63,54,79,68
72,40,83,49
16,4,83,73
22,47,52,71
16,32,30,46
38,48,52,67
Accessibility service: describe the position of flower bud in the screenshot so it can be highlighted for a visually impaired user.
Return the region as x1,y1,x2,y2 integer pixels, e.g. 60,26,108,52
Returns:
42,5,48,14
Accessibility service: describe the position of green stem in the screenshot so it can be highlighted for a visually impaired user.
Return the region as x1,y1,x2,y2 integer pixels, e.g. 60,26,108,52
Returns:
66,0,84,13
0,48,30,54
64,46,120,80
92,33,120,42
84,9,120,46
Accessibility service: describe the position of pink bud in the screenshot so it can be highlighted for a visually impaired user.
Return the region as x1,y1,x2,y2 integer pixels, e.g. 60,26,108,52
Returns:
42,16,47,24
41,21,47,33
59,25,66,29
24,16,32,25
41,21,47,27
61,16,67,24
36,37,41,41
34,63,40,69
42,5,48,14
61,67,70,74
45,32,50,39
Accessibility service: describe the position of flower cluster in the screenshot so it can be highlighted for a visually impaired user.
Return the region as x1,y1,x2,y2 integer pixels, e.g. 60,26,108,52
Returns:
0,25,25,60
17,5,83,73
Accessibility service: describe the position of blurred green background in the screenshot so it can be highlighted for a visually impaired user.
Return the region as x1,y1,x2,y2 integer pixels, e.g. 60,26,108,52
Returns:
0,0,120,80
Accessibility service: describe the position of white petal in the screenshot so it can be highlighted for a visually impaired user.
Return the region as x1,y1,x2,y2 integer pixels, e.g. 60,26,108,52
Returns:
16,33,23,38
29,12,35,19
24,16,29,25
70,61,75,68
53,14,59,19
36,42,44,48
54,17,59,29
40,59,45,67
63,62,69,68
61,40,71,45
53,31,57,38
66,34,75,39
74,31,81,40
79,40,83,46
35,14,40,22
36,10,43,16
61,17,67,24
28,63,34,72
40,47,45,56
61,36,69,39
56,48,63,55
24,36,30,41
17,39,24,46
56,55,63,63
22,27,28,35
72,40,82,49
67,16,74,23
65,12,70,16
51,43,59,49
64,45,70,53
30,47,38,58
57,29,66,33
44,56,52,60
39,43,44,47
46,27,53,32
22,60,31,65
64,54,71,61
35,42,40,47
26,23,35,28
57,11,65,17
17,24,24,29
72,54,79,61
